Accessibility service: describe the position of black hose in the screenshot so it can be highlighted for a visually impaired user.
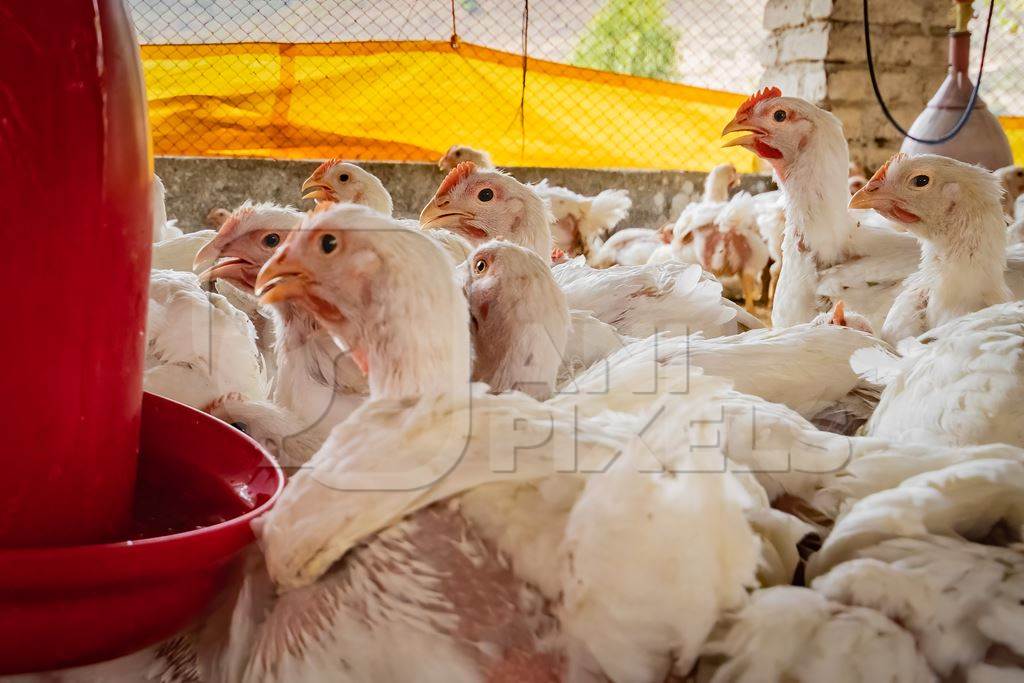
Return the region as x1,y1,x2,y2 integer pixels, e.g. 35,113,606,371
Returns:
863,0,995,144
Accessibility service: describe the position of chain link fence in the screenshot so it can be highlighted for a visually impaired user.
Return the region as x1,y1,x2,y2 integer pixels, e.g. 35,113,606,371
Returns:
129,0,1022,170
129,0,767,170
983,0,1024,116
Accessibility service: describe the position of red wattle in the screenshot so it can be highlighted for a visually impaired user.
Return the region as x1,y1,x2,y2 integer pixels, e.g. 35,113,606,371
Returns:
754,139,784,159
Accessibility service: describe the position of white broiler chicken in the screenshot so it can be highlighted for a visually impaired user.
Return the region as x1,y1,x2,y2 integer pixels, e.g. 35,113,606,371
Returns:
419,161,763,336
144,270,267,410
813,440,1024,519
299,158,394,214
807,459,1024,680
592,225,667,268
551,256,763,337
683,191,770,312
205,393,327,470
850,153,1012,345
848,160,868,196
246,204,615,681
227,204,839,682
722,87,923,328
697,586,932,683
420,160,554,259
302,157,473,264
191,201,301,352
556,396,806,683
647,162,740,267
463,241,570,400
532,179,632,264
592,163,744,271
206,206,232,228
1010,218,1024,246
437,145,634,264
193,202,366,448
462,236,879,427
438,143,495,172
851,301,1024,449
151,229,218,272
151,173,184,242
995,164,1024,220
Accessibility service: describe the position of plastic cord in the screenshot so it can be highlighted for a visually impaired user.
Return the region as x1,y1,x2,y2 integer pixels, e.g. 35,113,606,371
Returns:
863,0,995,144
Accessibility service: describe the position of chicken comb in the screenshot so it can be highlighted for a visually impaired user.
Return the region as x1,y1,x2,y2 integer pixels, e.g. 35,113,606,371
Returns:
217,213,241,235
437,161,477,197
737,86,782,115
310,156,342,180
869,153,908,183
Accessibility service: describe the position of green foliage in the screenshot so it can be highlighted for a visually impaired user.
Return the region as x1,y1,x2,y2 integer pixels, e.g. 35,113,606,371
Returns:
571,0,681,81
996,0,1024,33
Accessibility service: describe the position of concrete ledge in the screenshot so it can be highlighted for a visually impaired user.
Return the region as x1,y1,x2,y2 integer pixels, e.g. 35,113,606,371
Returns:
155,157,775,231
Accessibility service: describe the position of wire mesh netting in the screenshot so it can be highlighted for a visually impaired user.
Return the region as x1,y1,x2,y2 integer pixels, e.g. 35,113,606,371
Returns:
130,0,767,91
128,0,1023,170
982,0,1024,116
128,0,769,170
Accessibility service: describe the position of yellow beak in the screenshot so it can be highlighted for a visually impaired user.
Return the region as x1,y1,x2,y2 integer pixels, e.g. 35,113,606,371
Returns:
254,248,311,305
301,175,334,201
849,181,883,210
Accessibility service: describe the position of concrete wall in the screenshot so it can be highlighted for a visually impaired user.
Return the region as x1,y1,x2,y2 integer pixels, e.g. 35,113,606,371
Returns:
155,157,775,232
761,0,948,171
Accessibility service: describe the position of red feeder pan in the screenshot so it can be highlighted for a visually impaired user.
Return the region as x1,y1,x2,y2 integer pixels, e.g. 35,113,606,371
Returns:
1,0,150,545
0,393,283,675
0,1,285,674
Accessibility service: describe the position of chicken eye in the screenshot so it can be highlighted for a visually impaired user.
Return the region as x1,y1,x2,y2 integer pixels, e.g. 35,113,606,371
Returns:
478,188,494,202
474,258,488,273
339,173,349,182
262,233,280,248
229,421,249,434
912,175,930,187
773,109,787,122
321,234,338,254
454,150,462,157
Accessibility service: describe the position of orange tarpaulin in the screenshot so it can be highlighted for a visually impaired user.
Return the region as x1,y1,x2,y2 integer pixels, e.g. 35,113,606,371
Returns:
141,40,1024,170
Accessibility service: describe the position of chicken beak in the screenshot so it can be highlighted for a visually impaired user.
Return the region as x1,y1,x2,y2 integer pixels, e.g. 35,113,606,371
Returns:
193,235,236,276
722,113,764,137
419,199,438,226
721,113,768,150
849,181,885,210
254,248,311,305
301,175,333,201
849,181,921,223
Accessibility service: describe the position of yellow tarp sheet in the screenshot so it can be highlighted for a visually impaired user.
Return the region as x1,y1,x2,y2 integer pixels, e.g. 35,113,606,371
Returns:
1002,116,1024,166
141,40,1024,171
141,40,759,171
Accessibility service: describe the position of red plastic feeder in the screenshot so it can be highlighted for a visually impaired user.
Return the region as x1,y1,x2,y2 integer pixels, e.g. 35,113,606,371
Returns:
0,394,283,674
0,1,283,674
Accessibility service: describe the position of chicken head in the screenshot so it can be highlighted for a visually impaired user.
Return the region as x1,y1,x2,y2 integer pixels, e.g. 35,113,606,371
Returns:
419,162,554,260
194,202,303,291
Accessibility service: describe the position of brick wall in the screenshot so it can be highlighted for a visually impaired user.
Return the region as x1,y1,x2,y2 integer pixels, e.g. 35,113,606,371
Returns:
761,0,950,171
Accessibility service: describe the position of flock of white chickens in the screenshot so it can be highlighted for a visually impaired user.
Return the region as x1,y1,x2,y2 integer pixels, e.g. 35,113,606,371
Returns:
72,88,1024,682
